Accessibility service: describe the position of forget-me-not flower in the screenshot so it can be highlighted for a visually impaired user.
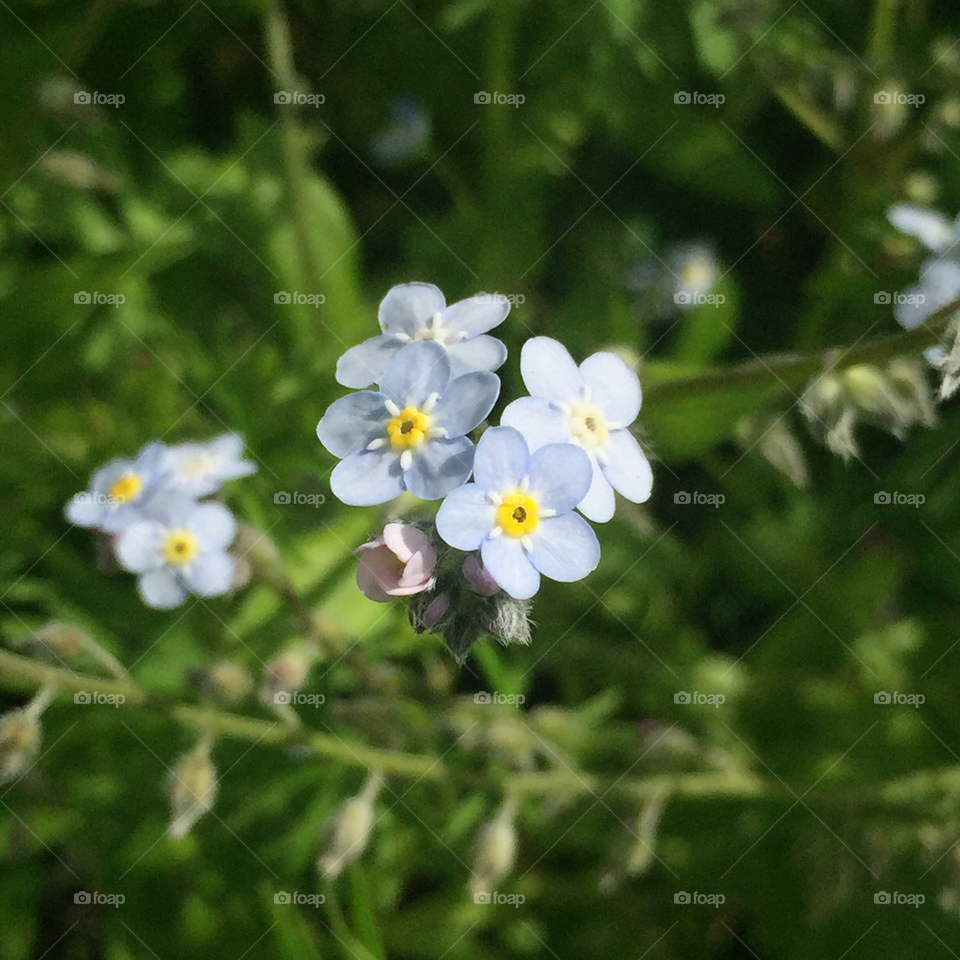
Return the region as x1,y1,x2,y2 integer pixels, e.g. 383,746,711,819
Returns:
66,441,167,533
161,432,258,497
887,203,960,334
114,493,238,609
335,282,509,388
435,426,600,599
318,340,499,505
501,338,653,523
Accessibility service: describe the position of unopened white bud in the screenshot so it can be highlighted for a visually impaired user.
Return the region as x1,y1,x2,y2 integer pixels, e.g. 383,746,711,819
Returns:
167,738,217,840
0,686,56,785
318,771,382,879
469,796,518,896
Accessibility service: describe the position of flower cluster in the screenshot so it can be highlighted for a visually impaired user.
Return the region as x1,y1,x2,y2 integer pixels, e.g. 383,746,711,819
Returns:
318,282,654,654
65,433,256,609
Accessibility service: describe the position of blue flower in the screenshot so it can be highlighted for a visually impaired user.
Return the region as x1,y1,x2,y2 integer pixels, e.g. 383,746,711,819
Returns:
335,282,509,388
887,203,960,333
161,432,257,497
435,426,600,600
114,494,238,609
501,338,653,523
318,340,500,505
66,441,167,534
371,97,431,167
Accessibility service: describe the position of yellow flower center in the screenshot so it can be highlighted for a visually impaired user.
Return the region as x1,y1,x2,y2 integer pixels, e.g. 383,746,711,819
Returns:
495,491,540,538
182,454,215,477
387,407,432,450
566,402,609,448
163,529,199,566
108,473,143,504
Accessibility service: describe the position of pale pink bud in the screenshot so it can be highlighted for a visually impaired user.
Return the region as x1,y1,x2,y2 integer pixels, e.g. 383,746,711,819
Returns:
462,555,500,597
354,523,437,602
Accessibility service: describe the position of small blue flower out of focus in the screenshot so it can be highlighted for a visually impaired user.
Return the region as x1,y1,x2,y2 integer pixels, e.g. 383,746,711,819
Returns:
501,338,653,523
436,426,600,599
370,98,431,167
66,441,167,533
161,433,257,497
887,203,960,334
65,433,257,608
318,340,500,505
115,495,238,609
335,282,509,388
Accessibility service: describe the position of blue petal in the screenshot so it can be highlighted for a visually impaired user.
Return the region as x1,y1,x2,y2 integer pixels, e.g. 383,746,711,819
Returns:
579,352,642,425
894,258,960,330
481,535,540,599
433,371,500,438
317,392,391,458
65,492,104,528
331,450,405,506
888,204,957,253
472,426,529,494
577,456,616,523
138,570,188,609
436,484,495,550
600,430,653,504
379,282,446,337
379,340,451,407
500,397,567,452
444,335,508,377
527,443,592,514
116,521,164,572
404,436,474,500
187,503,237,551
443,294,510,337
336,335,404,388
528,513,600,583
185,552,236,597
520,337,583,403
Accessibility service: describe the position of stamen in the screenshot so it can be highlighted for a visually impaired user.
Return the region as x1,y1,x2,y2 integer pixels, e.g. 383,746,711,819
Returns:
554,401,571,415
539,508,557,518
606,421,623,431
427,427,448,439
488,492,503,506
519,476,530,493
366,438,387,451
400,450,413,471
595,447,610,466
422,392,440,413
582,386,591,403
385,400,401,417
520,535,534,551
489,525,503,539
394,333,411,343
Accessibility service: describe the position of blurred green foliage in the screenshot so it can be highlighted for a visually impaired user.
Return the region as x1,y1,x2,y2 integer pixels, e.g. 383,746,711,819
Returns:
3,0,960,957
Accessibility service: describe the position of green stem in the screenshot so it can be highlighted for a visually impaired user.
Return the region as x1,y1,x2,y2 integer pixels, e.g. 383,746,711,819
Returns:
645,298,958,404
2,649,959,814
